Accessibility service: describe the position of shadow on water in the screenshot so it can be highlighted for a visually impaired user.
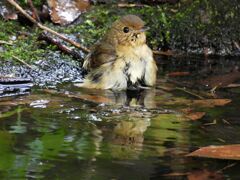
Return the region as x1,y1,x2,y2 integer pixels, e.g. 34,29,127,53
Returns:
0,56,240,179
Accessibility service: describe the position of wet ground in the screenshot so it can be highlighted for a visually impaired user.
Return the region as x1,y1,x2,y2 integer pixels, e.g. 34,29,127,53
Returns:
0,56,240,179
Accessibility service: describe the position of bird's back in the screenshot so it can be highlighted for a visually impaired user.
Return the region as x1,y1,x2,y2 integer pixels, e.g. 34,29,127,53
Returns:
83,32,117,71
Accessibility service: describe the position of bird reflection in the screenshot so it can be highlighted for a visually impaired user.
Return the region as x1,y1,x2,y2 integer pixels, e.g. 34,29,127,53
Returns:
75,87,157,108
109,118,150,159
112,118,150,145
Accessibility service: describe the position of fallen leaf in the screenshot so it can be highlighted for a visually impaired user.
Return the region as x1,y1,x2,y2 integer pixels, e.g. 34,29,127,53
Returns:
0,1,18,20
153,50,174,56
193,99,232,107
188,169,224,180
163,169,223,180
43,89,112,104
167,71,190,77
47,0,90,25
185,112,206,121
186,144,240,160
159,98,231,108
75,94,112,104
181,108,206,121
163,172,189,177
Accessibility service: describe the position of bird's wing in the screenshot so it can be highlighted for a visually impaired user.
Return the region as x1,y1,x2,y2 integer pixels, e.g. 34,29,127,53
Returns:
83,42,116,71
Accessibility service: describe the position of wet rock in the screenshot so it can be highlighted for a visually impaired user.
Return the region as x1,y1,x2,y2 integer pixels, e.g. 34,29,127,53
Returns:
0,76,33,97
0,52,83,87
30,99,50,108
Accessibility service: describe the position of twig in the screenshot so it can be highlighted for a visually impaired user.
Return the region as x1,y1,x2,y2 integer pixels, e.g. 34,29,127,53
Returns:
175,87,205,99
167,78,214,98
12,55,34,69
41,89,112,104
233,41,240,51
224,83,240,88
0,40,13,45
7,0,90,54
203,119,217,126
38,33,83,61
217,138,226,143
222,119,230,125
217,163,237,173
27,0,41,22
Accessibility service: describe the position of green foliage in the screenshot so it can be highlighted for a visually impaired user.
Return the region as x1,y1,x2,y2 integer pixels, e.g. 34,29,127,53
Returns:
18,0,46,7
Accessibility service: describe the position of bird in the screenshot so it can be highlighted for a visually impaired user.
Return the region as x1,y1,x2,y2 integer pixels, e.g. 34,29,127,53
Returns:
77,14,157,90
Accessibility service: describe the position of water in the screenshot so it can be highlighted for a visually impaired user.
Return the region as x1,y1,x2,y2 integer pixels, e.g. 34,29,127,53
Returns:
0,57,240,179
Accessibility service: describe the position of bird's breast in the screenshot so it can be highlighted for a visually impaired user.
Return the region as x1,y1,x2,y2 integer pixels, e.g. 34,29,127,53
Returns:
116,45,152,84
124,58,145,84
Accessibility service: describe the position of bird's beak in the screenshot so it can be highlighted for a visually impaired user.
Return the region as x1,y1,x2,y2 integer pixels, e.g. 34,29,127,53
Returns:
139,26,150,32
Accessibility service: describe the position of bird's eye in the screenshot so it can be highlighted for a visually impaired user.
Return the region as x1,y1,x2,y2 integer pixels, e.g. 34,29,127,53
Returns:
123,27,129,33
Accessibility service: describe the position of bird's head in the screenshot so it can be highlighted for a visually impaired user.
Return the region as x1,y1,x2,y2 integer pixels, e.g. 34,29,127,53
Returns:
106,15,148,47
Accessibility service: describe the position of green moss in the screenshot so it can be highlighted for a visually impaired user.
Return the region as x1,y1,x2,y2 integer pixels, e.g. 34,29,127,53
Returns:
0,20,22,41
0,19,47,63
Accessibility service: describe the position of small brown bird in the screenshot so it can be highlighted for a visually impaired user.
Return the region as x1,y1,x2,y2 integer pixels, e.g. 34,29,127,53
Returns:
78,14,157,90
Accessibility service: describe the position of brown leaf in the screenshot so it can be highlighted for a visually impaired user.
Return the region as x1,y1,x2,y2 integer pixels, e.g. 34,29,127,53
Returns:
158,97,231,108
186,144,240,160
74,94,112,104
47,0,90,25
163,169,223,180
0,1,18,20
167,71,190,77
43,89,112,104
188,169,224,180
153,50,174,56
181,108,205,121
163,172,189,177
193,99,231,107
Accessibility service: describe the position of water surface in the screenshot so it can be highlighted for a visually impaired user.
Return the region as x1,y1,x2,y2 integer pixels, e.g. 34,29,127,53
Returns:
0,57,240,179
